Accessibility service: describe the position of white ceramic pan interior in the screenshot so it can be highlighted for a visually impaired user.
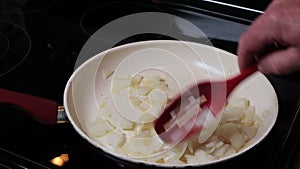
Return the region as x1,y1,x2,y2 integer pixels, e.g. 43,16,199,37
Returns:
63,40,278,167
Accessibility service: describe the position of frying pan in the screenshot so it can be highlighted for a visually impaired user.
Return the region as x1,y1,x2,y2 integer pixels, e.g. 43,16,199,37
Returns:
0,40,278,168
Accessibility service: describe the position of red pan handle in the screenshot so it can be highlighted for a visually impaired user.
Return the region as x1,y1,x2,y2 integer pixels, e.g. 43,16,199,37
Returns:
0,88,58,124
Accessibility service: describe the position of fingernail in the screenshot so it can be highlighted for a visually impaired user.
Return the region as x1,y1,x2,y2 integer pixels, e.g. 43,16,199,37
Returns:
257,64,267,74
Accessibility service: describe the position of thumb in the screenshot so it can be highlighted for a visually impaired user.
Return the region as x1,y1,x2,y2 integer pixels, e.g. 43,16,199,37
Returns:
258,47,300,75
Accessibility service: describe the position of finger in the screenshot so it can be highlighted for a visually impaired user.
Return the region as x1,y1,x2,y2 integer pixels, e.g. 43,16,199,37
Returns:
258,47,300,75
237,13,281,69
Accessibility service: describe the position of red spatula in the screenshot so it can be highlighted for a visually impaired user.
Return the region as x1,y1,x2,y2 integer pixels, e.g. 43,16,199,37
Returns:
0,89,63,124
154,65,258,144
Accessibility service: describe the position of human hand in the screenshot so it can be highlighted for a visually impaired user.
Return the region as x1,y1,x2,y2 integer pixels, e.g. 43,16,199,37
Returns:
237,0,300,75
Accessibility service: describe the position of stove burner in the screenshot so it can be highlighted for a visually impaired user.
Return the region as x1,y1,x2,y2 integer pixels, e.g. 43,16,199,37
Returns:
0,33,9,61
0,20,31,77
77,1,170,69
0,0,59,13
80,1,164,37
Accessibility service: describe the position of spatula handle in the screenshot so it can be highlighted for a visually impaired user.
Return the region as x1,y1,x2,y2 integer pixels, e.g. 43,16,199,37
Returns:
0,88,58,124
226,65,258,95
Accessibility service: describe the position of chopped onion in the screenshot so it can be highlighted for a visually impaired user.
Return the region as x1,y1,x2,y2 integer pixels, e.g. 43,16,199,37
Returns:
86,115,114,137
213,144,229,157
216,122,240,141
184,155,199,164
86,72,262,165
106,131,125,149
230,133,245,150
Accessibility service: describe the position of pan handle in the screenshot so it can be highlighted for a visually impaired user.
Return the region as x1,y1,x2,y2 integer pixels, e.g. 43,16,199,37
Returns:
0,88,58,124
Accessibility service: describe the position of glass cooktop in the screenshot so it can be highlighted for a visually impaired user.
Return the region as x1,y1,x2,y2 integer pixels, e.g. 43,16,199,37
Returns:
0,0,300,169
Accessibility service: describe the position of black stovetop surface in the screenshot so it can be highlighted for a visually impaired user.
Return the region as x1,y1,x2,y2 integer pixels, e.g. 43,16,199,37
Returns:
0,0,300,169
